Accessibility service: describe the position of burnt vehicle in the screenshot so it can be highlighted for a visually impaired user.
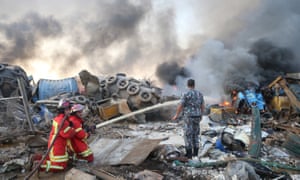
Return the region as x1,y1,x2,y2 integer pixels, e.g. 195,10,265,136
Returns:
0,63,33,129
263,73,300,120
0,63,31,98
231,83,266,114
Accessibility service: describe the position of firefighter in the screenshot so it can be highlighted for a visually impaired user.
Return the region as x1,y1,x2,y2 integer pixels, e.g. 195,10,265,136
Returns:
67,104,94,162
40,99,76,172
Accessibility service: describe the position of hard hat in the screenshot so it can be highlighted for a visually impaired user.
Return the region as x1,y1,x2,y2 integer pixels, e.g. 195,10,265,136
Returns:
57,99,71,109
71,104,85,113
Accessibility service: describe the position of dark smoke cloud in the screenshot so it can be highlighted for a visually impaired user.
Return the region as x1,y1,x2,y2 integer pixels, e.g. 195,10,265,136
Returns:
250,39,296,72
0,0,299,104
155,61,190,85
0,13,62,63
82,0,150,53
160,0,300,102
249,39,299,84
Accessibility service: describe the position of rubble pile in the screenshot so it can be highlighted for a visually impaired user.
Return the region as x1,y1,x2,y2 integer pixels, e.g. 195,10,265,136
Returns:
0,63,300,179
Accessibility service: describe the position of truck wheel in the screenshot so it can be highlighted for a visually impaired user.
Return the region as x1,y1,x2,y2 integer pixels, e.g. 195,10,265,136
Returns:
0,64,6,71
107,76,117,84
11,68,24,76
101,87,110,99
99,80,107,88
127,84,140,95
138,90,152,102
75,95,88,104
117,79,129,89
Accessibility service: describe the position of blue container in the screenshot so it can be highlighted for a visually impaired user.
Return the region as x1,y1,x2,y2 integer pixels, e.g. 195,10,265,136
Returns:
37,78,79,100
215,138,226,152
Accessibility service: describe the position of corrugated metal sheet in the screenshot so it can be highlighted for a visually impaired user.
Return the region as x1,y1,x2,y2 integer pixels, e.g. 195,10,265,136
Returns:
90,138,161,166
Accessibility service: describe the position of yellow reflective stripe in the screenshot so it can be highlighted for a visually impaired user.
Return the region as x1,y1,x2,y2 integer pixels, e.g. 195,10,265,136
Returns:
46,161,51,172
64,127,71,133
79,148,93,157
48,165,64,170
75,127,82,132
53,121,58,134
66,139,74,152
41,161,64,172
49,148,69,162
49,121,60,146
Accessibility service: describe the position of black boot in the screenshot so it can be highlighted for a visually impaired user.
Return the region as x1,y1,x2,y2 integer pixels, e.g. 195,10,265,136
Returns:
185,148,192,159
193,147,199,157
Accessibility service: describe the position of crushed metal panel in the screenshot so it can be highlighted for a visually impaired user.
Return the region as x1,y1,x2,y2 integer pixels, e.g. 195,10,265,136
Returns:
90,138,161,166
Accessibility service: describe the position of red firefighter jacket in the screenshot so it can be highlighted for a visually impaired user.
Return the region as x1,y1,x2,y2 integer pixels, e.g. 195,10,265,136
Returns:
69,115,89,139
48,113,76,162
41,113,76,172
68,115,93,159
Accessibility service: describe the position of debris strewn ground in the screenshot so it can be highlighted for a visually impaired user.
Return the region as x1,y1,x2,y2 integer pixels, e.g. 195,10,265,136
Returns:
0,64,300,179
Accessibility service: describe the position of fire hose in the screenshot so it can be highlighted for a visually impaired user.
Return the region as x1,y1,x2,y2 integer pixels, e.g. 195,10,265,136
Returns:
95,100,180,129
24,114,69,180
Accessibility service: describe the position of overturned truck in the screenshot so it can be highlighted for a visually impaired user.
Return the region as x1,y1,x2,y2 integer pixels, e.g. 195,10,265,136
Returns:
32,70,162,123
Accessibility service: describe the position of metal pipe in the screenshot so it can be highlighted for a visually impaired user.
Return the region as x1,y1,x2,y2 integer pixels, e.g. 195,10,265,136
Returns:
0,96,23,101
17,78,34,131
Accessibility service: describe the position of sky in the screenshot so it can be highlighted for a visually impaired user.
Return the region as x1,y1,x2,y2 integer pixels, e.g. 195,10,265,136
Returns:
0,0,299,101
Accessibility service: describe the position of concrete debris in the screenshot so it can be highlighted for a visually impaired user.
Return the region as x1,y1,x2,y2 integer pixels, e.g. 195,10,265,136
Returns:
133,170,163,180
90,138,161,166
225,160,260,180
65,168,96,180
0,63,300,179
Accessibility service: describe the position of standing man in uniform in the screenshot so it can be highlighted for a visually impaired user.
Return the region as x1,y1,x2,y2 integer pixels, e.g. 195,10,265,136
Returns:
172,79,205,159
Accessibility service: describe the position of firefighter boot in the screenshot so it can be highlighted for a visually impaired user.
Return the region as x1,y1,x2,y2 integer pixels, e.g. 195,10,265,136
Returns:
185,148,192,159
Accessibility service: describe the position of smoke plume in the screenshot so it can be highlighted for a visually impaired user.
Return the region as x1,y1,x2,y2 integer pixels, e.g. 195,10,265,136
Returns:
0,0,299,103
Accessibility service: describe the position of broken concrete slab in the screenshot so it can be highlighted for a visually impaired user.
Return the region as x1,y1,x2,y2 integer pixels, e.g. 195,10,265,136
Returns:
90,138,161,166
65,168,96,180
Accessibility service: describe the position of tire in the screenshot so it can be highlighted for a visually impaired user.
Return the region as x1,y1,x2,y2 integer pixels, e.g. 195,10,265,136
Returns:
116,73,126,77
0,64,6,71
11,67,24,76
99,80,107,88
107,76,117,84
117,79,129,89
138,90,153,102
101,87,110,99
127,84,140,95
0,77,3,86
74,95,88,104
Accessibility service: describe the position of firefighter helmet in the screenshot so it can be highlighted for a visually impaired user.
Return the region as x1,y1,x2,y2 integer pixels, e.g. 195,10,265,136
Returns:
71,104,85,113
57,99,71,109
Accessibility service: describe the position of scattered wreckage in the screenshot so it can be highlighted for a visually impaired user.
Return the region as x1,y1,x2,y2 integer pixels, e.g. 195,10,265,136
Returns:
0,63,300,179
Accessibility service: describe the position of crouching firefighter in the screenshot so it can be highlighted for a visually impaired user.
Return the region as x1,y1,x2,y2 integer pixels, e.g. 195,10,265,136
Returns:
67,104,94,162
40,99,76,172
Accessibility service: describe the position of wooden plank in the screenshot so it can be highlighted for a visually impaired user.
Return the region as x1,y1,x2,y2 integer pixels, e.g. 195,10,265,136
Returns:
279,79,300,110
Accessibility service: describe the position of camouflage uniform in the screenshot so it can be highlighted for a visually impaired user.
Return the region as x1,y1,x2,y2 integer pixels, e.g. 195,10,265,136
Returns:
180,89,204,157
